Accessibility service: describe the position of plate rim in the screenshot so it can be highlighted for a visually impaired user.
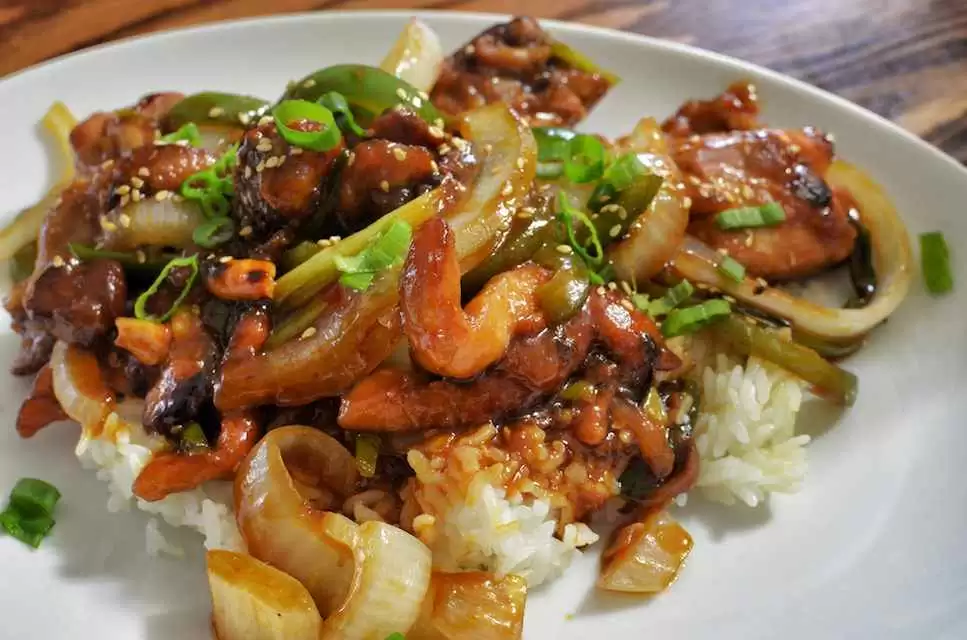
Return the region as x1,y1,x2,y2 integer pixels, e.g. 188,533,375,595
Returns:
2,8,965,181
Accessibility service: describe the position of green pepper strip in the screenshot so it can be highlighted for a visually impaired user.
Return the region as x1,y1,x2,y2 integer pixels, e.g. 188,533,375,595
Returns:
281,64,443,126
69,243,178,272
319,92,367,137
549,40,620,86
272,100,342,152
711,314,858,406
164,92,270,130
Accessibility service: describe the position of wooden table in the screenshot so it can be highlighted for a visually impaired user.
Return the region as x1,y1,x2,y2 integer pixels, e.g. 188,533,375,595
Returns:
2,0,965,163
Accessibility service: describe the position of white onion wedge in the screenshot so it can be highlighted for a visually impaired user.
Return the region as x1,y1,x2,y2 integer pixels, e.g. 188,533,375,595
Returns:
100,197,204,251
49,340,114,436
207,550,322,640
409,572,527,640
380,19,444,93
322,521,432,640
235,426,360,617
598,510,692,594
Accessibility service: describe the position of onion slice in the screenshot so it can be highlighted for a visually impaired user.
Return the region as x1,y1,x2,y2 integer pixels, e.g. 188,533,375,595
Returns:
380,19,444,93
598,510,692,594
49,340,114,437
670,160,913,342
447,103,537,272
409,572,527,640
207,549,322,640
99,197,204,251
322,521,432,640
235,426,360,617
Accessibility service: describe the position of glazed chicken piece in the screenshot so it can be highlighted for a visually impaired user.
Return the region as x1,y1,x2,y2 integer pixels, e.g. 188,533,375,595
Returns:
431,17,611,126
662,82,856,280
671,128,857,280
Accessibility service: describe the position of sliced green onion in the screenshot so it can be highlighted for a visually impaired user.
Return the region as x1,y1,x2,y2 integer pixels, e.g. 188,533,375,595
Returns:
662,299,732,337
180,146,237,219
384,634,406,640
193,216,235,248
557,192,604,267
272,100,341,152
160,122,202,147
532,127,576,163
9,479,60,518
648,280,694,317
0,509,55,548
560,379,596,403
920,231,952,295
318,91,366,137
69,243,177,272
179,422,209,453
602,152,647,192
355,434,380,478
536,162,564,180
333,219,412,291
715,202,786,230
134,255,200,323
564,134,606,184
718,255,746,282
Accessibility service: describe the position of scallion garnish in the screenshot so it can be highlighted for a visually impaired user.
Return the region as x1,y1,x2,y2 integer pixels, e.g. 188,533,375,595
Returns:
180,145,237,219
160,122,202,147
333,219,412,291
662,299,732,337
1,478,61,548
715,202,786,230
272,100,341,152
134,255,200,323
69,243,176,271
532,127,576,162
564,134,606,184
318,91,366,137
192,216,235,248
9,478,60,518
920,231,953,295
588,153,647,211
648,280,694,317
718,255,746,282
557,192,604,267
355,434,380,478
179,422,209,453
536,163,564,180
384,634,406,640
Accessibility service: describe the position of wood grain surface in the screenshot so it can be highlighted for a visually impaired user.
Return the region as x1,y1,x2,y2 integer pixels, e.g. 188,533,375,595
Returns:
1,0,965,162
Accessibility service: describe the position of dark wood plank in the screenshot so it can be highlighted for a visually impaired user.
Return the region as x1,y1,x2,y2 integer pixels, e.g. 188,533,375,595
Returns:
1,0,965,162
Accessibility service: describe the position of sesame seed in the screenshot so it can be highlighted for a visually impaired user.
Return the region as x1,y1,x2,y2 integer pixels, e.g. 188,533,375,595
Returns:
329,235,341,243
826,133,836,143
238,113,251,125
620,299,635,312
483,143,493,153
239,225,253,237
395,88,408,100
517,210,533,219
277,155,286,166
609,224,622,238
464,44,476,55
379,180,390,192
100,159,115,169
130,177,145,188
717,248,729,257
99,215,118,232
433,118,445,129
256,140,273,152
788,143,801,154
135,250,147,264
303,78,317,88
428,126,445,139
317,239,331,247
115,185,131,195
392,147,407,162
744,232,754,247
516,157,525,170
347,152,355,166
556,244,573,255
219,255,233,264
256,161,266,173
607,281,618,291
172,194,184,202
119,194,131,207
596,286,606,295
208,106,225,118
430,160,440,174
154,190,171,201
418,91,430,101
688,175,702,186
412,96,423,108
118,213,131,228
265,156,280,169
51,255,65,268
600,204,619,214
301,327,317,340
620,281,633,295
244,165,253,179
258,115,273,126
131,190,142,202
137,167,150,178
501,181,514,197
741,185,754,199
437,143,451,155
682,197,693,209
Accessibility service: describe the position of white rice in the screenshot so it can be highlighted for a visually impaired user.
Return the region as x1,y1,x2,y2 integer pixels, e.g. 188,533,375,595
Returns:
75,409,243,557
428,475,598,587
690,353,809,507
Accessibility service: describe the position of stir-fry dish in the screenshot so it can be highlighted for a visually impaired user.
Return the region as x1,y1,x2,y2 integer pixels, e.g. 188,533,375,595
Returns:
2,16,921,640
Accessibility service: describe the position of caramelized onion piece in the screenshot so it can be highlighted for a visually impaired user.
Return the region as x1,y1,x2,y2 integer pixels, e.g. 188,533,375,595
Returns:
598,510,692,594
409,572,527,640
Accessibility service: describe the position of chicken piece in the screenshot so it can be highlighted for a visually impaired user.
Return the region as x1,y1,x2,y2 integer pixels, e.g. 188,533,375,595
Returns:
672,128,857,280
431,17,611,126
661,81,760,137
234,120,345,239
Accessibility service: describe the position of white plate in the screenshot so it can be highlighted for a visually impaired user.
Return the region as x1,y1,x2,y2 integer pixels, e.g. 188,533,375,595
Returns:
2,11,966,640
